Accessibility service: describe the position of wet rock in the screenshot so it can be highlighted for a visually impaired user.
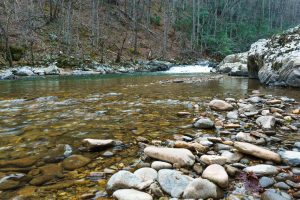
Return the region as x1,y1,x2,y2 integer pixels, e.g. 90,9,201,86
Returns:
144,146,195,167
259,177,275,188
234,142,281,163
0,156,37,168
151,161,172,171
209,99,234,111
113,189,153,200
182,177,224,199
44,144,72,163
261,190,292,200
244,164,279,176
278,150,300,166
157,169,193,198
256,116,276,129
0,173,25,190
106,170,143,194
200,155,227,165
62,155,91,170
29,164,63,186
274,182,290,190
193,118,215,129
82,139,115,151
202,164,228,188
134,168,157,182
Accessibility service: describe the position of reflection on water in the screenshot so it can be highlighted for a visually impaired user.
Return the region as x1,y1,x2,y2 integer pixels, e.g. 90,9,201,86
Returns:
0,73,299,198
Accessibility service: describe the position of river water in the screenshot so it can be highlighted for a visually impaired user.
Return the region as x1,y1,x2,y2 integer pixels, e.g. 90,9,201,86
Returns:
0,71,299,199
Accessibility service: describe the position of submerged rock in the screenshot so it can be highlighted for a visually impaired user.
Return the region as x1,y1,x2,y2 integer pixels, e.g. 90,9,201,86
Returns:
234,142,281,163
0,156,37,168
182,177,224,199
144,146,195,166
113,189,153,200
62,155,91,170
157,169,193,198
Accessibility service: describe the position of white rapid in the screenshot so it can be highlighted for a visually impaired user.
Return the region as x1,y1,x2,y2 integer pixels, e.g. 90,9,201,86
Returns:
165,61,213,74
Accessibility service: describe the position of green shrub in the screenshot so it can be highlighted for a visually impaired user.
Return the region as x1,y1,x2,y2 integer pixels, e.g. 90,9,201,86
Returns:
150,15,161,26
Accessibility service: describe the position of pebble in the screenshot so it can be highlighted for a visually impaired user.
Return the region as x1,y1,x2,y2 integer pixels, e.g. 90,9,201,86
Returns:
151,161,172,171
259,177,275,188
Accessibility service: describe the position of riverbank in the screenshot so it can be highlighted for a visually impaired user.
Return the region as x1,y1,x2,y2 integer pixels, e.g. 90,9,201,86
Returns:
104,91,300,199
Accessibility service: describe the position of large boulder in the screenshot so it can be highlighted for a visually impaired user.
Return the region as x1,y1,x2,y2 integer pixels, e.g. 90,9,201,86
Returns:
144,146,195,166
14,67,35,76
217,52,248,76
247,25,300,87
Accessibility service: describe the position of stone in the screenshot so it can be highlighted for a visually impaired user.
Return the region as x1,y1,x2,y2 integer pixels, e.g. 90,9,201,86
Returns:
192,163,203,174
0,156,37,168
221,151,243,163
292,167,300,175
278,150,300,166
194,118,215,129
182,178,224,199
274,182,291,190
200,155,227,165
259,177,275,188
247,25,300,87
234,142,281,163
102,151,114,157
225,165,240,176
256,116,276,129
174,141,208,153
227,111,238,119
62,155,91,170
217,52,248,76
113,189,153,200
150,182,164,197
144,146,195,166
44,144,72,163
15,67,34,76
261,190,291,200
202,164,228,188
275,172,293,181
106,170,143,194
157,169,193,198
151,161,172,171
236,132,262,144
244,165,279,176
82,139,115,150
43,63,60,75
134,168,157,182
209,99,234,111
0,173,25,190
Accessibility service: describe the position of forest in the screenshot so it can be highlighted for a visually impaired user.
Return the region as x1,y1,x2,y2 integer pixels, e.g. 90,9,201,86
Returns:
1,0,300,67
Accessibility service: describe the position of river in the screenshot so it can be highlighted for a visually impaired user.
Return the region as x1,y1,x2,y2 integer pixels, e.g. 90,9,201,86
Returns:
0,69,299,199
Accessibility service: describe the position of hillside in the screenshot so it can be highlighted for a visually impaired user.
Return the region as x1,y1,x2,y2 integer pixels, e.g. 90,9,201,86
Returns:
0,0,300,68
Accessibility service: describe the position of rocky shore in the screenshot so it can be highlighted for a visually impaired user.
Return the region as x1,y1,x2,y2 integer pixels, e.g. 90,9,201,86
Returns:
217,25,300,87
0,60,175,80
101,91,300,199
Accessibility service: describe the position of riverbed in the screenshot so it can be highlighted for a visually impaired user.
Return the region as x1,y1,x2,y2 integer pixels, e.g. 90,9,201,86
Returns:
0,72,299,199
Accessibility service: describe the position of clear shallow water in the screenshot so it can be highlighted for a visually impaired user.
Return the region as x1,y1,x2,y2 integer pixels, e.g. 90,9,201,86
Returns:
0,73,299,199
